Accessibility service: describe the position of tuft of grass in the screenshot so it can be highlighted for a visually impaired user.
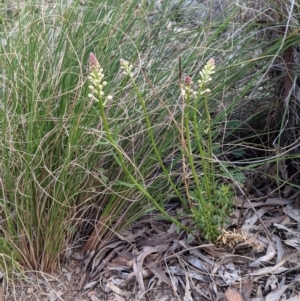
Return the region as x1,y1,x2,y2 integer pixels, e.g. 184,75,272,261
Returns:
0,0,149,272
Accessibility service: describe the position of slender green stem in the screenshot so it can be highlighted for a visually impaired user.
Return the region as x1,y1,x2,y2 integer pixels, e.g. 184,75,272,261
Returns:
192,103,213,200
129,78,189,210
184,93,210,225
203,93,215,183
197,82,216,194
95,83,191,233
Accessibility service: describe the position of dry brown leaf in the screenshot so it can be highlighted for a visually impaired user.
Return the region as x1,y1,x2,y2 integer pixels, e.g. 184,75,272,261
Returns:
137,232,177,247
152,243,171,254
119,228,145,242
133,246,158,292
89,243,124,276
251,252,300,276
212,255,251,275
265,198,294,205
250,264,300,276
186,256,209,272
240,279,253,300
90,295,101,301
218,264,240,284
242,208,269,227
273,234,283,264
284,206,300,223
110,256,133,268
249,241,276,267
113,293,126,301
183,273,192,301
265,284,290,301
273,223,298,235
189,280,212,300
284,239,300,251
234,197,293,208
106,281,131,297
115,250,137,260
265,275,278,292
83,280,98,290
224,287,244,301
285,296,300,301
176,239,214,264
145,258,173,289
168,265,207,282
250,266,287,276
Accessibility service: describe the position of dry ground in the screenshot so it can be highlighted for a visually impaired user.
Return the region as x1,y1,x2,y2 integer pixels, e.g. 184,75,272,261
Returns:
4,182,300,301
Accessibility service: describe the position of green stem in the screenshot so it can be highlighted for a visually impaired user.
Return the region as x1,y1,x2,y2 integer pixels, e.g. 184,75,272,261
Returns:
203,94,214,165
184,94,209,225
192,100,213,200
199,84,216,191
96,86,191,233
129,78,189,211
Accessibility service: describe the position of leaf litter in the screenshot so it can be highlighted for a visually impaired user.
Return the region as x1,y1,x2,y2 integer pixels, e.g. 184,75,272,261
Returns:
5,188,300,301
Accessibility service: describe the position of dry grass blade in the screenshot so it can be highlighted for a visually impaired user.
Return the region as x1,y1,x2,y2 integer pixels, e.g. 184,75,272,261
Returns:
0,286,3,301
